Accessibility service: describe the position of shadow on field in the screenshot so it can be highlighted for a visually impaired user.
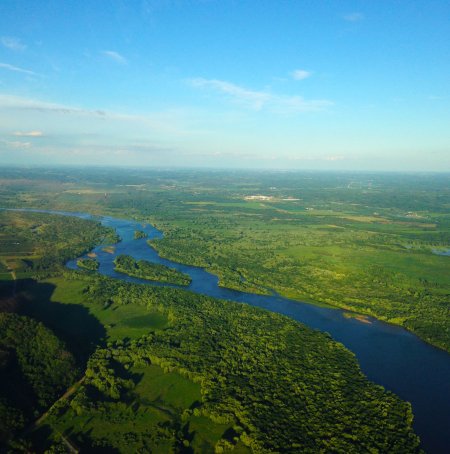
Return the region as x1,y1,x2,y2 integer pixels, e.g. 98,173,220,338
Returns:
14,279,106,365
0,280,19,312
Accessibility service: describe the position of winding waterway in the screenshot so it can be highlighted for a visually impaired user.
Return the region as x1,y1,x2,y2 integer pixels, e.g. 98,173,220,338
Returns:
9,209,450,453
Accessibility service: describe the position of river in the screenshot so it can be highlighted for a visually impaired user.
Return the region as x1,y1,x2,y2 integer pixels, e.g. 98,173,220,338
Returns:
8,209,450,453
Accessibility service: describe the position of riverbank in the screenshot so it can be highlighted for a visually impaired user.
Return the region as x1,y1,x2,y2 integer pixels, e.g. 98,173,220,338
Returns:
4,208,450,452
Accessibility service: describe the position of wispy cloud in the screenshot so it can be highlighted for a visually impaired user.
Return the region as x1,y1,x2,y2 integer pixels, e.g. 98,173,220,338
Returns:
291,69,312,81
343,12,364,22
1,36,26,51
1,140,31,149
0,94,109,116
13,130,44,137
0,94,194,136
102,50,127,65
189,78,332,113
0,62,39,76
190,78,270,110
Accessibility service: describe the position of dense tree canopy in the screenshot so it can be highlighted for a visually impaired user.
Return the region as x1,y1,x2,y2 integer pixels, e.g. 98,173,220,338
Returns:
0,313,78,444
115,254,191,286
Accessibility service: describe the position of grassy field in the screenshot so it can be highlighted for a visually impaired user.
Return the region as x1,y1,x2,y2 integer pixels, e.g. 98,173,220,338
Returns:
36,363,208,453
2,267,239,452
25,276,251,453
132,364,201,410
44,276,168,340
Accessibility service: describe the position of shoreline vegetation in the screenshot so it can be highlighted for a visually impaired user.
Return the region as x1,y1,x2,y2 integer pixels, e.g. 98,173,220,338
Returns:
151,239,449,353
147,223,449,353
114,254,191,286
76,257,99,271
0,207,423,452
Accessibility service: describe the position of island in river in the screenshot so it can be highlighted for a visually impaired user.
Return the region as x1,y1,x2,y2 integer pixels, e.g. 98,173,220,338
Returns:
114,253,192,286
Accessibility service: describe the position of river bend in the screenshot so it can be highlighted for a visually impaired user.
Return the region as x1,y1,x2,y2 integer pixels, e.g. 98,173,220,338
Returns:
8,209,450,453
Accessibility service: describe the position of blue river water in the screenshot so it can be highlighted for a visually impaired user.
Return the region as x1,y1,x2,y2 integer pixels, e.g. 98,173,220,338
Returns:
8,209,450,453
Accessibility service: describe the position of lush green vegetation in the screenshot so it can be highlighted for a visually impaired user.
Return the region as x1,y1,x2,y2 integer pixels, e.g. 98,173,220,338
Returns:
32,273,421,453
0,313,78,446
114,254,191,286
76,257,99,271
0,209,118,280
0,210,115,449
134,229,148,239
150,216,450,351
0,168,447,351
0,197,424,452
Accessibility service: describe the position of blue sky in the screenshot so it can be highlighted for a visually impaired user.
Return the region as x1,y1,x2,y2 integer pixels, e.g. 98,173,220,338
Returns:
0,0,449,170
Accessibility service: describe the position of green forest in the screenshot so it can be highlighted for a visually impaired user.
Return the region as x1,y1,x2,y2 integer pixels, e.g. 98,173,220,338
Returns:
0,313,78,447
0,209,118,282
77,257,99,271
114,254,191,286
33,273,420,453
0,167,448,452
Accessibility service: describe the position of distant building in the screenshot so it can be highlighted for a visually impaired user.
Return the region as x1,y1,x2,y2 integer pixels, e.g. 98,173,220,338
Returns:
244,195,274,201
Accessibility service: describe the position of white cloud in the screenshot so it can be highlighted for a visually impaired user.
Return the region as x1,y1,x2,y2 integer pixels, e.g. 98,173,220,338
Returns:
190,78,270,110
291,69,312,81
1,36,26,51
1,140,31,149
102,50,127,65
0,62,38,76
189,78,332,113
0,94,194,137
13,130,44,137
343,12,364,22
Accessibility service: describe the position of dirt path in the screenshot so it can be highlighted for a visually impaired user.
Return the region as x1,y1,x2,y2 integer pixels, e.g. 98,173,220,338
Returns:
59,432,79,453
22,376,85,444
33,377,85,427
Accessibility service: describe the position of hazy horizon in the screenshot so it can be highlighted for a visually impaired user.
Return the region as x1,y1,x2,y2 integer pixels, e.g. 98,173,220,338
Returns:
2,163,450,176
1,1,449,171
